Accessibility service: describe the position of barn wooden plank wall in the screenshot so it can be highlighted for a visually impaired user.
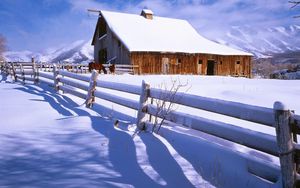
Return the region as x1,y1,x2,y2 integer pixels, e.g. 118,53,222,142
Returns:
131,52,252,78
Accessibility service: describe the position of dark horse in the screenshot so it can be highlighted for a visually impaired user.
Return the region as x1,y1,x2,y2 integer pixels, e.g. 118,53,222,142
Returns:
88,62,107,74
108,64,115,74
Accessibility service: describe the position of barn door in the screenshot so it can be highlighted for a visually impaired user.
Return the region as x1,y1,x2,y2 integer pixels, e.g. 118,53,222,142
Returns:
197,59,203,74
207,60,215,75
98,48,107,64
162,58,169,74
235,60,242,76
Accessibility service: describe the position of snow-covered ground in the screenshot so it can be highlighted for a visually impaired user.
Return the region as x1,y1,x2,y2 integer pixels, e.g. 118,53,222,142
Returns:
0,75,213,188
1,73,299,188
97,74,300,136
97,74,300,111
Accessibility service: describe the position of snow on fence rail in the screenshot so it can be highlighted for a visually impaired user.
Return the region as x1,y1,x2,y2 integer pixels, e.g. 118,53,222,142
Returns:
39,62,90,74
2,62,300,188
4,61,139,86
5,61,139,75
8,61,138,74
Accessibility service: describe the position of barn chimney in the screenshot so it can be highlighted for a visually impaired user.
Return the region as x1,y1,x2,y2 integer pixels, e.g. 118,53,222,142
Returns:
141,9,153,20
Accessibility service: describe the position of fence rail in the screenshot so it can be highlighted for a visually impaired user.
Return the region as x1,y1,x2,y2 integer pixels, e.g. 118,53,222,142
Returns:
1,62,300,188
96,81,141,95
5,61,139,75
149,88,275,126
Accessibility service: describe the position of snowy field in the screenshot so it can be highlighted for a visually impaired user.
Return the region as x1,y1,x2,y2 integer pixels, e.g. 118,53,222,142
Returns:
97,74,300,136
97,74,300,112
0,73,299,188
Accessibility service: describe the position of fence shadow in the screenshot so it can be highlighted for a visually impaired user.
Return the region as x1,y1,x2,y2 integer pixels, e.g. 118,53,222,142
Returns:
91,103,277,188
0,129,120,187
2,83,199,188
0,73,8,83
91,104,196,188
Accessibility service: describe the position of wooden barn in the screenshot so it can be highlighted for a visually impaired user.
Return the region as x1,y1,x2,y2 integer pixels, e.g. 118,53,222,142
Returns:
92,9,253,77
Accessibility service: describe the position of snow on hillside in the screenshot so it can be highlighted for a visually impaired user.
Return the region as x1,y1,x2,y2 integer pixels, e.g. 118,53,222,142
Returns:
42,40,93,64
4,40,94,63
3,50,43,62
205,25,300,58
1,72,300,187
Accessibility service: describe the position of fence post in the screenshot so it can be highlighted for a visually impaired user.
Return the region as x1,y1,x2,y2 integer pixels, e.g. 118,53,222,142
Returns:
274,101,295,188
11,63,17,81
36,64,39,84
1,62,6,75
85,70,98,108
20,64,25,84
149,97,154,123
137,80,150,130
31,57,38,84
53,64,59,91
0,62,3,74
7,63,11,76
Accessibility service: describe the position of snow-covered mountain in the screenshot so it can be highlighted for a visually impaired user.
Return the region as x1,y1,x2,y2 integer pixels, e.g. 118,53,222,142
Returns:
209,24,300,58
4,50,42,62
4,40,93,64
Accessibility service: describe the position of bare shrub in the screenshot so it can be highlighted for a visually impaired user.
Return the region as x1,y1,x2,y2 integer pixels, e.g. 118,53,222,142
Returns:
289,1,300,18
151,78,190,133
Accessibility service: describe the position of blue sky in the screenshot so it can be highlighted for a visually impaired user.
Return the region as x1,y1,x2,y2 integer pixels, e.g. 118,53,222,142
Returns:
0,0,298,52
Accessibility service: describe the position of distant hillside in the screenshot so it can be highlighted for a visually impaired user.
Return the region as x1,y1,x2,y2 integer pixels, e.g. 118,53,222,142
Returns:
4,40,93,64
210,25,300,58
271,51,300,64
252,52,300,78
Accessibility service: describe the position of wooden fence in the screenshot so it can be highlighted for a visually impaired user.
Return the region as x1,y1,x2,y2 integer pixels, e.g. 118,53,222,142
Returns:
1,62,300,188
5,61,139,75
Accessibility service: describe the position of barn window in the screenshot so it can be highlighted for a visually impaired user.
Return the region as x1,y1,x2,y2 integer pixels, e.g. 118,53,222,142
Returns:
176,58,181,65
162,58,170,74
198,59,203,64
220,61,223,65
236,61,240,64
118,40,121,47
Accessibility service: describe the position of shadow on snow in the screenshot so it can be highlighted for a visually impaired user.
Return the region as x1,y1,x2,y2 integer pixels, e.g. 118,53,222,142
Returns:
0,82,196,188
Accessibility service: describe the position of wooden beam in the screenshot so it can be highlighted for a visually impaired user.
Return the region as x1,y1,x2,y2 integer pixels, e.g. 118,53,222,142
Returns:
274,101,296,188
87,9,101,13
137,80,150,130
85,70,98,108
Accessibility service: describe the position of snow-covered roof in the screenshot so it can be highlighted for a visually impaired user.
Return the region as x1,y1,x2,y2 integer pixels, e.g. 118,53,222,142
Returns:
99,10,253,56
141,9,153,15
